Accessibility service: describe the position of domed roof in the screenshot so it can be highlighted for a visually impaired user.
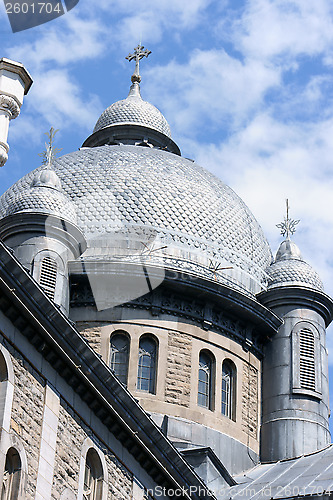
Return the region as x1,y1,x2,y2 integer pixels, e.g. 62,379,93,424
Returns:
266,238,323,292
0,145,272,294
5,167,77,225
93,82,172,139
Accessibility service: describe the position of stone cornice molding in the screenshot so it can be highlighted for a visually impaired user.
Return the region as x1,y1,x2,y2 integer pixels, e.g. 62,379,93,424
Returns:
69,264,282,356
257,285,333,327
0,213,87,259
0,58,33,95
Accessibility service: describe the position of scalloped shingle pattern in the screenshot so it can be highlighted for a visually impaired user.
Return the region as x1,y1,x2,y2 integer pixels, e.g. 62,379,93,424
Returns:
5,186,78,225
93,96,171,138
0,145,272,275
267,258,323,291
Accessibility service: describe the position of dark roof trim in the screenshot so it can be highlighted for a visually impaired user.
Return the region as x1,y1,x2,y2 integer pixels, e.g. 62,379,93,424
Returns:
69,261,283,342
181,447,237,486
0,241,214,500
82,123,181,155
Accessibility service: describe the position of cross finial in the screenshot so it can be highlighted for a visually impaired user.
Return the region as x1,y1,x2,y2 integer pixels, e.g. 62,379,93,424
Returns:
276,199,300,239
126,44,151,84
38,127,62,167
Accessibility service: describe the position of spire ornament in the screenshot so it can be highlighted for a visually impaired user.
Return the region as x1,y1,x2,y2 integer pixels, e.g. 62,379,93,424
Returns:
276,199,300,239
126,44,151,84
39,127,62,167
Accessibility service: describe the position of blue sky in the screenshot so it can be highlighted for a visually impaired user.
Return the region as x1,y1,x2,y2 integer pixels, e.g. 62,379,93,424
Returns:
1,0,333,429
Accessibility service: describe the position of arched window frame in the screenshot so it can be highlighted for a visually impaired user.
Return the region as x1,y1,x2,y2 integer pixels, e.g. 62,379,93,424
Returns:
137,335,158,394
1,448,21,500
0,344,14,434
78,440,108,500
197,350,215,411
292,321,322,398
32,250,65,305
221,359,236,421
109,331,130,386
0,344,27,500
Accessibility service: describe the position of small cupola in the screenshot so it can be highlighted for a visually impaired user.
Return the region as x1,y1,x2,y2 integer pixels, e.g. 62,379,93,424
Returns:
5,128,77,225
266,202,323,292
82,45,180,155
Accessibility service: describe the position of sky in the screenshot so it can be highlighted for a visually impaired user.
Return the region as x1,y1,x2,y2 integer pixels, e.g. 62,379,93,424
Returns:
1,0,333,427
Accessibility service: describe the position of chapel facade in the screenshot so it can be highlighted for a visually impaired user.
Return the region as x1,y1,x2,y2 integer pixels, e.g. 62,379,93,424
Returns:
0,49,332,500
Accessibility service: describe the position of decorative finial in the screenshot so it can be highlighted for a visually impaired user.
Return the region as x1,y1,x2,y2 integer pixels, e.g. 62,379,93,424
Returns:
276,199,300,239
126,44,151,84
38,127,62,167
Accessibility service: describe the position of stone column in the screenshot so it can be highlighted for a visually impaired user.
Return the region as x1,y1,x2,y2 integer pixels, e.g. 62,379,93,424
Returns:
0,58,32,167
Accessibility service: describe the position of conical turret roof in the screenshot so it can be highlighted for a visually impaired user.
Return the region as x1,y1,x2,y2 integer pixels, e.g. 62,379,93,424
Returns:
266,237,324,292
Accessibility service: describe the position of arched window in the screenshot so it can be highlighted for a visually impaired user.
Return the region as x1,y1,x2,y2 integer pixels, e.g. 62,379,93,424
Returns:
221,360,236,420
83,449,103,500
39,256,58,300
198,351,214,410
137,336,157,394
1,448,21,500
109,332,130,386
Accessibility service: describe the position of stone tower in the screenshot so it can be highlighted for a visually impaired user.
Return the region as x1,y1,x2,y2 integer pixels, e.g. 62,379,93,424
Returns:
259,230,333,462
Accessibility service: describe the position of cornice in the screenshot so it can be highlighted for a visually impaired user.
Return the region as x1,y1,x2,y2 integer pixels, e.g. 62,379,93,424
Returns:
69,264,282,356
82,123,181,155
0,57,33,94
0,213,87,258
257,285,333,327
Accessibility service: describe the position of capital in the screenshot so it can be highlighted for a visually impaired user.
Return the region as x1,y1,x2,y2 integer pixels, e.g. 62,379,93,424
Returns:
0,94,20,119
0,144,8,167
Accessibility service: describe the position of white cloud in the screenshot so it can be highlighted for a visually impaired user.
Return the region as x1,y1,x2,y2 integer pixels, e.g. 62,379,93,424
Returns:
100,0,213,31
6,14,107,69
28,68,101,130
227,0,333,62
145,48,280,135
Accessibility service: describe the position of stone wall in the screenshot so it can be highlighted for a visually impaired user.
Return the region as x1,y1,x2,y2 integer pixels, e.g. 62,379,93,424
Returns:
52,400,84,497
242,363,259,439
10,345,45,500
76,322,102,355
165,330,192,407
52,401,133,499
2,339,134,499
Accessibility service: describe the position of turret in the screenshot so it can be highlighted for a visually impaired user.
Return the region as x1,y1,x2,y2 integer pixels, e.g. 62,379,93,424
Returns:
258,204,333,462
0,129,86,315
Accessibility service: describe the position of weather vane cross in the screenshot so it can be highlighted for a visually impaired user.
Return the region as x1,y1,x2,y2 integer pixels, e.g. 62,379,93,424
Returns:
276,199,300,238
39,127,62,167
126,44,151,83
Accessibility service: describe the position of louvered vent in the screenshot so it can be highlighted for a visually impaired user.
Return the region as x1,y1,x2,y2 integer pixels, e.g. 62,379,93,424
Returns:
299,328,316,391
39,256,57,300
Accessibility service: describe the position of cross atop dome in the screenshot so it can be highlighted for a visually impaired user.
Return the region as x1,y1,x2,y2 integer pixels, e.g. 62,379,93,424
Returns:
39,127,62,167
276,199,300,239
126,44,151,84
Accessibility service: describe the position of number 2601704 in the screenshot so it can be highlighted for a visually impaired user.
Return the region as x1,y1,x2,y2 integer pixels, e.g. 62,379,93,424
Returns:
5,2,62,14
